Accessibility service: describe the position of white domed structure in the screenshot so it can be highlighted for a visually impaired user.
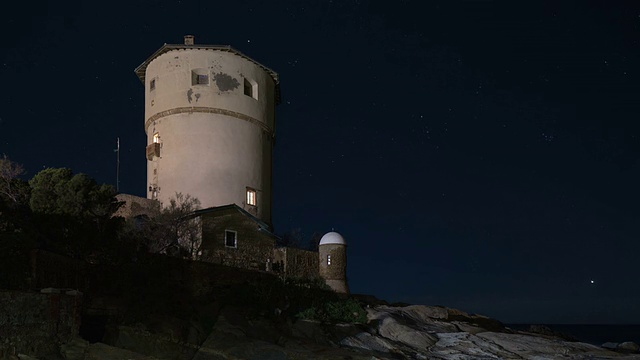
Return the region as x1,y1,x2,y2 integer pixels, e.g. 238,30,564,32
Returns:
318,231,349,294
319,231,346,246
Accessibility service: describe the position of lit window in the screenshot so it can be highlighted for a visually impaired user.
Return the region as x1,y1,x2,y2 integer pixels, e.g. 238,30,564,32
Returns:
192,70,209,85
150,78,156,91
153,133,160,143
244,78,258,99
225,230,237,248
246,188,256,206
327,255,331,266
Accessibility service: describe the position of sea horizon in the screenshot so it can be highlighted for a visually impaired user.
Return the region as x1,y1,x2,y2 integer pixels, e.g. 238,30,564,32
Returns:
506,324,640,346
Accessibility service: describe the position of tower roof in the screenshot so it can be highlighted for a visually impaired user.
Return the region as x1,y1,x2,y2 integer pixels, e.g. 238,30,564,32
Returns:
134,39,280,103
319,231,346,246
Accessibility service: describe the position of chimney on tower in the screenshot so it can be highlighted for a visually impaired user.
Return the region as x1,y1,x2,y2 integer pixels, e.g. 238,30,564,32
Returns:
184,35,195,45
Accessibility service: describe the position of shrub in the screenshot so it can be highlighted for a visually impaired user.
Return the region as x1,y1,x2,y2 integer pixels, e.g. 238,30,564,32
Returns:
296,298,367,324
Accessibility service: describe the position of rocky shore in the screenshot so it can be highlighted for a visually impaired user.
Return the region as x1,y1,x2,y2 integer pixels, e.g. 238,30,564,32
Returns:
5,300,639,360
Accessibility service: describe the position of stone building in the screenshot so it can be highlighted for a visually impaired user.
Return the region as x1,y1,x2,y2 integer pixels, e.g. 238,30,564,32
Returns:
129,36,348,292
195,204,277,272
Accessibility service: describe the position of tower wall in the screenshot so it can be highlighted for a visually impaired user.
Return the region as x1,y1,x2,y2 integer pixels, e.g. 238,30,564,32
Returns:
143,48,276,225
318,244,349,294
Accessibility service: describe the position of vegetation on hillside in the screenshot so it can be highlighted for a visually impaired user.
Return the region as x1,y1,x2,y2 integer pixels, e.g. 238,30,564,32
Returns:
0,156,204,265
0,156,368,326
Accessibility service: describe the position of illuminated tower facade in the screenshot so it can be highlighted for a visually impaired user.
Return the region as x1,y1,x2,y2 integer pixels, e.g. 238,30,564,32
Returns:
135,35,279,226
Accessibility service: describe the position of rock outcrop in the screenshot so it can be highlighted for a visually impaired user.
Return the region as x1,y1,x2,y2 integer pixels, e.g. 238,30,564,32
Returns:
5,293,640,360
64,304,640,360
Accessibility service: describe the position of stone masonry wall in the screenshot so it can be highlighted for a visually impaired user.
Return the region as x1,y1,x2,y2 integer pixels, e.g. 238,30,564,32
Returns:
199,209,275,271
273,247,319,279
319,244,347,280
0,290,82,358
114,193,160,218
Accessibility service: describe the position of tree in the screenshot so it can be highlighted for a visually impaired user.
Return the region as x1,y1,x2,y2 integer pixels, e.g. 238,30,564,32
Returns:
279,227,304,248
0,157,34,289
29,168,120,218
28,168,123,259
0,156,32,238
278,228,323,251
140,192,201,258
0,155,30,208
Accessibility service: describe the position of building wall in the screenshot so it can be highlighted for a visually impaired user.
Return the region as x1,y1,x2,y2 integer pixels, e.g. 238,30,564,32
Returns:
144,49,276,225
199,208,275,271
273,247,319,279
114,194,160,218
319,244,349,293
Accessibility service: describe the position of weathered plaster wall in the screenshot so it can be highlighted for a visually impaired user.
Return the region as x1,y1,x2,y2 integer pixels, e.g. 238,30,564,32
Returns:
144,49,276,225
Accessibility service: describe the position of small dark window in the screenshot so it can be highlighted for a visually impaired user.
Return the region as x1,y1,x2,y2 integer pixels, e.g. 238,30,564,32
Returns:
192,70,209,85
244,78,253,97
150,79,156,91
244,78,257,99
225,230,237,248
197,74,209,85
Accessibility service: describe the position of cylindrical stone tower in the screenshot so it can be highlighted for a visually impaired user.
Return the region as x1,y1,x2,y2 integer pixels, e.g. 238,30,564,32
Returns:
135,35,279,227
318,231,349,294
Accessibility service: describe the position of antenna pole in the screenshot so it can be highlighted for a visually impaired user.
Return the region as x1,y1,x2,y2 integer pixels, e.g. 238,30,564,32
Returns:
116,137,120,192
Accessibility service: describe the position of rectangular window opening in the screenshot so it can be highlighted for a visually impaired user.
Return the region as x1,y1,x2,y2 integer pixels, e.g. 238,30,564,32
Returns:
153,133,160,143
244,78,258,99
225,230,237,248
197,74,209,84
246,188,256,206
192,70,210,85
150,78,156,91
327,255,331,266
244,78,253,97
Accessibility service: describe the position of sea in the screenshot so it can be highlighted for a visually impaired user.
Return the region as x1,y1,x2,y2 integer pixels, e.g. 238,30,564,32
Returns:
507,324,640,346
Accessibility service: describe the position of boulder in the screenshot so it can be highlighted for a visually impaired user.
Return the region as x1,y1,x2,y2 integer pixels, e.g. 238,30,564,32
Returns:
108,325,198,360
339,332,395,353
618,342,640,353
59,337,89,360
376,316,438,350
84,343,158,360
397,305,448,321
479,332,622,359
451,321,486,335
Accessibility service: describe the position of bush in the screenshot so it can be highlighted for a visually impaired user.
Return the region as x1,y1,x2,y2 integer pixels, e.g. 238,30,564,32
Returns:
296,298,368,324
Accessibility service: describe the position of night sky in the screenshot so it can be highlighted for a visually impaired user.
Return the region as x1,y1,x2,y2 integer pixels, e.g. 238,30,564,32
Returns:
2,1,639,324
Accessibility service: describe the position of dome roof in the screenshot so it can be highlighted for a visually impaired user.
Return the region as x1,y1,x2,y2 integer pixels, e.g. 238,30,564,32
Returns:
319,231,346,246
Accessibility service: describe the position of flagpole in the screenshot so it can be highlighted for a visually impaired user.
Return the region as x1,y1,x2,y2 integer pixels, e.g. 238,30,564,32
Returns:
116,137,120,192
